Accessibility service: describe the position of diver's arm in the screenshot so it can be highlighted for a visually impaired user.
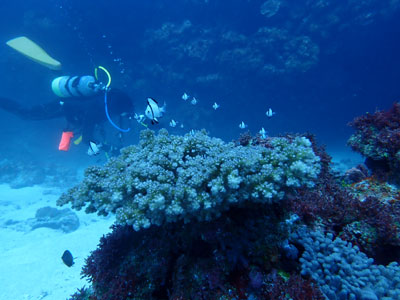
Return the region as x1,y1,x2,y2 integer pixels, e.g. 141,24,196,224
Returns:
0,97,64,120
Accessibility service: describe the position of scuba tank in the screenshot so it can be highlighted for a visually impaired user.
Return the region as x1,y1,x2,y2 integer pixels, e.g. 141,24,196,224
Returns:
52,67,131,134
51,75,100,97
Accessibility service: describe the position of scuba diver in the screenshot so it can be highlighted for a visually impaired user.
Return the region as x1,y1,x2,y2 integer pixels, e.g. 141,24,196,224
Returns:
0,72,134,156
2,36,134,156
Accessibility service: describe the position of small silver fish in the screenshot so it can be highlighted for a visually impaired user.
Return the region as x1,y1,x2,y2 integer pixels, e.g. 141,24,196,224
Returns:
169,119,177,127
259,127,267,139
182,93,189,101
212,102,220,110
266,108,276,118
239,121,247,129
191,97,197,105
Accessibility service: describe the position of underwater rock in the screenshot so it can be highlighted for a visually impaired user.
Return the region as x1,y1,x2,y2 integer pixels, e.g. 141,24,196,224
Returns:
344,164,368,184
29,206,79,233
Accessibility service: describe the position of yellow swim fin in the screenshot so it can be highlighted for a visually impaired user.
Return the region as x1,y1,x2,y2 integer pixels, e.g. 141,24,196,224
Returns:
6,36,62,70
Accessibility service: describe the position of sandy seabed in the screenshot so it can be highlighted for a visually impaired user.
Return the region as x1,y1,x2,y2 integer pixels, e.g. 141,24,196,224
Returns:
0,184,115,300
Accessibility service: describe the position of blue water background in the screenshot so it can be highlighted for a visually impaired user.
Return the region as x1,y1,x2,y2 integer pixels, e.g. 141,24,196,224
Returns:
0,0,399,167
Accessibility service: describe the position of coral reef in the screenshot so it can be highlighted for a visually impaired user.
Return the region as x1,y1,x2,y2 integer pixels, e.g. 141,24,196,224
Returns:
60,129,326,299
69,201,328,300
144,21,320,77
133,0,400,92
62,129,400,300
294,228,400,300
349,176,400,204
289,171,400,262
73,204,292,300
348,102,400,181
287,134,400,262
263,270,325,300
58,129,321,231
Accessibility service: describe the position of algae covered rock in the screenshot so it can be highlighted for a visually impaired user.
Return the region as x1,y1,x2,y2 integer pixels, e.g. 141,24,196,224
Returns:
58,129,320,230
348,102,400,180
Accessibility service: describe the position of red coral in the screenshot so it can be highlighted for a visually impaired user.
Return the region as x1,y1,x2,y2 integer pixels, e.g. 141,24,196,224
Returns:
286,132,400,262
82,225,135,285
289,175,400,262
235,131,254,146
348,102,400,180
350,102,400,132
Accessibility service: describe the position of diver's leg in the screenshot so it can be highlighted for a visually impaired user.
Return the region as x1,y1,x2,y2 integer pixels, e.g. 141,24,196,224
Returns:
0,97,63,120
0,97,26,117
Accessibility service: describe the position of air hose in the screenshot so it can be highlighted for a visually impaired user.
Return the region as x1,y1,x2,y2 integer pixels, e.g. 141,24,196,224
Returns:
95,66,131,133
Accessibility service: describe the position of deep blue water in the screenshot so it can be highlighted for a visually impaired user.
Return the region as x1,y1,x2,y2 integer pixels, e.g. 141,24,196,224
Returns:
0,0,399,166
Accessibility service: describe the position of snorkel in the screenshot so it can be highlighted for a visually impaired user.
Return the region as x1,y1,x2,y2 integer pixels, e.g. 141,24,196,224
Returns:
95,66,131,133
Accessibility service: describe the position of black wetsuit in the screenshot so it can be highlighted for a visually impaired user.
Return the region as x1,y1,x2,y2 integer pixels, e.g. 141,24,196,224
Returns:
0,88,134,146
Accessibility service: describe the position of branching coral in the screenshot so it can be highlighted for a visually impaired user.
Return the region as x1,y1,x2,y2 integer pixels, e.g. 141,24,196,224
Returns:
58,129,320,231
